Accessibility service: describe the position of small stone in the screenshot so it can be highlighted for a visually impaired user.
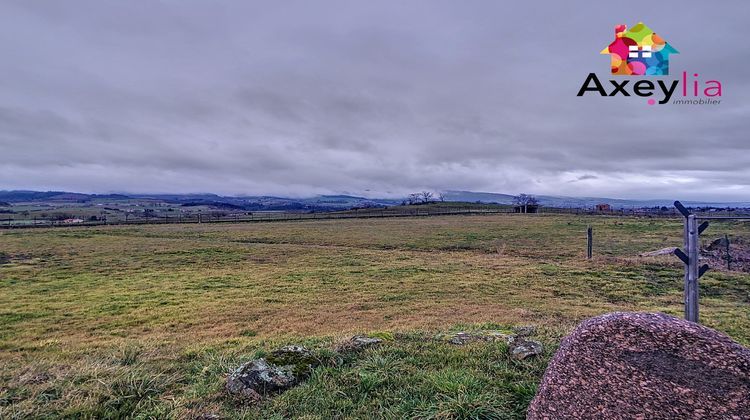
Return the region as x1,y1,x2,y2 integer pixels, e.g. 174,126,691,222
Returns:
225,358,297,402
510,339,543,360
334,335,383,353
442,330,513,345
448,332,474,345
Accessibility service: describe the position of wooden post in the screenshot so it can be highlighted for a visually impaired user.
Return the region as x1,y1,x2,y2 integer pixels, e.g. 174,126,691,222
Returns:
685,215,699,323
586,226,593,260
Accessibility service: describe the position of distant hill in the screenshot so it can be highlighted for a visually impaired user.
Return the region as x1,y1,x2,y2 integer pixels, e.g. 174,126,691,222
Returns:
0,191,401,212
442,191,517,204
0,191,72,202
0,191,130,203
1,189,747,210
442,190,750,209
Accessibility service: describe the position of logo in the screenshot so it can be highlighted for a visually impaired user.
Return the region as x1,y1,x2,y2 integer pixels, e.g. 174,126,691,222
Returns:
600,22,678,76
577,22,722,105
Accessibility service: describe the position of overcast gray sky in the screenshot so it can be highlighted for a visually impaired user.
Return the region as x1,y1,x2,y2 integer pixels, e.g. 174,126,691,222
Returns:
1,1,748,200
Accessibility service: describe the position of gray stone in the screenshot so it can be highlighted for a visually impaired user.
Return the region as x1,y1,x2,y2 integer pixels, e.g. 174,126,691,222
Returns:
509,338,543,360
267,345,319,378
335,335,383,353
225,358,298,402
441,330,514,345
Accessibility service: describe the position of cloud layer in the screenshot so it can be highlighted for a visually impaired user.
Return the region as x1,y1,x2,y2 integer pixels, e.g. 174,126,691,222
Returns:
1,1,749,200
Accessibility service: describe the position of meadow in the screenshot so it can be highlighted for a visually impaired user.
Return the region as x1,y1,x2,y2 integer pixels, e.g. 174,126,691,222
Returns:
1,214,749,418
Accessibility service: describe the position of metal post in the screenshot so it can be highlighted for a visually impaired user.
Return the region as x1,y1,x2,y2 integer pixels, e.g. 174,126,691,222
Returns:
586,226,593,260
685,215,699,323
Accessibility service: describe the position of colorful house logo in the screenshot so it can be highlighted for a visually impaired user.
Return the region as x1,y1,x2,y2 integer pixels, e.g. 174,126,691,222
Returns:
600,22,678,76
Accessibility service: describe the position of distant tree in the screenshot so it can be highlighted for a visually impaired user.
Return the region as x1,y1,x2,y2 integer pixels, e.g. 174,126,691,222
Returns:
420,191,434,203
514,193,538,206
514,194,538,213
407,193,421,205
438,193,446,202
55,213,74,221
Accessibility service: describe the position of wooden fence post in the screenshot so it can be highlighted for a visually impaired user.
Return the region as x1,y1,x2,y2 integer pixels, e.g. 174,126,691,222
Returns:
685,215,699,323
586,226,593,260
674,201,709,323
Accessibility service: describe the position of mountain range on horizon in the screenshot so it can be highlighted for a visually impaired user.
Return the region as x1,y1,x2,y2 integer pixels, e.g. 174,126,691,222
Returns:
1,189,749,210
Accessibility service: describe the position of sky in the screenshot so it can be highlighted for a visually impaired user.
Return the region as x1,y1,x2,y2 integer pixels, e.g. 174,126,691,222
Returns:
1,1,749,200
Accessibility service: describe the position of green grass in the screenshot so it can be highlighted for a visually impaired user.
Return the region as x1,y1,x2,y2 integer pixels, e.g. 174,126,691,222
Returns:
1,214,749,418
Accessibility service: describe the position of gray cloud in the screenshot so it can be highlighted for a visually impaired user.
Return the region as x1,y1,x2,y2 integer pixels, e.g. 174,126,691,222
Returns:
1,0,749,200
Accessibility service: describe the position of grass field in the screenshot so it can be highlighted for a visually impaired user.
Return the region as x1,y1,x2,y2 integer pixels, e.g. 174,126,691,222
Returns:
1,214,749,418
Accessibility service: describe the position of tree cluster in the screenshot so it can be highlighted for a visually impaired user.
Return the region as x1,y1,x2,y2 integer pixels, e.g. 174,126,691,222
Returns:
405,191,441,205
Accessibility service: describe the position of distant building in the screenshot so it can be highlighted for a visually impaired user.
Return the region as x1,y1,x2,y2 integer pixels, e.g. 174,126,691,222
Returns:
62,218,84,224
595,203,612,212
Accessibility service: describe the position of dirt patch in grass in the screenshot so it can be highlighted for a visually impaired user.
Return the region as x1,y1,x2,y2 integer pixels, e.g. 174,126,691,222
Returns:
703,236,750,273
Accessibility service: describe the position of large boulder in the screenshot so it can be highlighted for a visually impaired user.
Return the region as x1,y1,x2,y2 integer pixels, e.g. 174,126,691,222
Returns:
528,312,750,419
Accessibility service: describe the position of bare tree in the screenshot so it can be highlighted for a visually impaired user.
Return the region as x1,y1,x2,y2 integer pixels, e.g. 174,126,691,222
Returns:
407,193,421,205
514,193,538,213
438,193,446,202
514,193,538,206
420,191,434,203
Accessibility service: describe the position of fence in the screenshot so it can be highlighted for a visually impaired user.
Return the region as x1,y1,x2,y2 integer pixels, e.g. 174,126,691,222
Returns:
2,202,749,230
0,205,518,229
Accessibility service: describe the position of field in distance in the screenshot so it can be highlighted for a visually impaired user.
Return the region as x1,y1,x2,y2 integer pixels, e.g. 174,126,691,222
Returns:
1,214,749,418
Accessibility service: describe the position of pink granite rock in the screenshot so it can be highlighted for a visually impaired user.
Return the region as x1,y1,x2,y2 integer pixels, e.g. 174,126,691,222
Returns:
528,312,750,419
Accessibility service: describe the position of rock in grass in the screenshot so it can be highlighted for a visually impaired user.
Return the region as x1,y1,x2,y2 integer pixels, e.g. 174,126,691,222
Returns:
225,359,297,402
528,312,750,419
509,338,543,360
334,335,383,353
639,247,678,257
441,330,513,345
266,345,319,378
226,345,319,402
